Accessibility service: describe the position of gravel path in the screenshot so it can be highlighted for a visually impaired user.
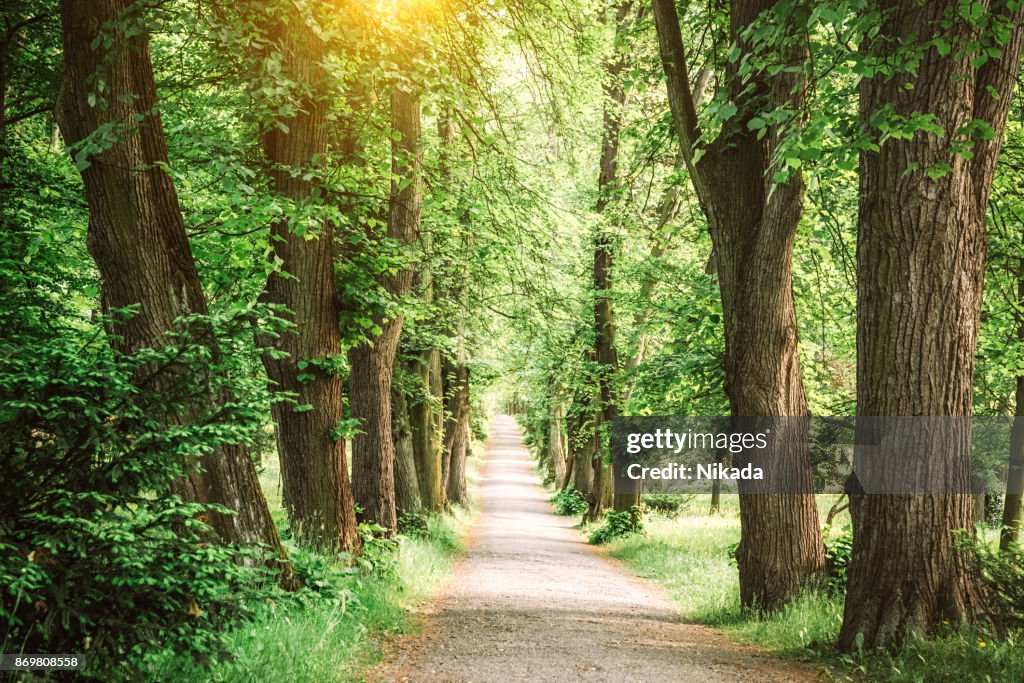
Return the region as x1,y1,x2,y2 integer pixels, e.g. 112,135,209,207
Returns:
375,415,821,682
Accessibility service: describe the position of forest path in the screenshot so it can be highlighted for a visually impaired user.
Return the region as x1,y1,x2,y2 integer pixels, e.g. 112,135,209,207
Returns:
375,415,820,682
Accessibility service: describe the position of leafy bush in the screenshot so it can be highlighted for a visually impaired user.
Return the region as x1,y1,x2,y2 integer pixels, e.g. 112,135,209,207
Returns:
641,494,694,517
398,511,431,538
823,526,853,594
0,306,283,678
355,523,400,578
957,534,1024,630
589,506,644,545
550,487,588,516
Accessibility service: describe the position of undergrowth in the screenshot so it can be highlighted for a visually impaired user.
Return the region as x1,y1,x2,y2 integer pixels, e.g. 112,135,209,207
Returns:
141,508,472,682
589,506,644,545
604,496,1024,682
550,487,588,516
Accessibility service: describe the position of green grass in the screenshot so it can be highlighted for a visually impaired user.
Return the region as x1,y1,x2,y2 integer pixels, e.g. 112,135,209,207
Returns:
139,449,480,682
602,496,1024,682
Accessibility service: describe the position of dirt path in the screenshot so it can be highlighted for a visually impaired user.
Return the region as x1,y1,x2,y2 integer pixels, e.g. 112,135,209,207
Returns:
376,416,821,682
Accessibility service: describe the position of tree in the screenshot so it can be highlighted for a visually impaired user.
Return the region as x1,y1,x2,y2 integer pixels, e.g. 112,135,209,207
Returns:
1000,349,1024,550
252,4,361,553
391,366,422,515
405,113,458,514
651,0,825,609
549,398,568,487
839,0,1024,649
443,337,471,505
591,1,634,518
350,80,423,531
57,0,295,584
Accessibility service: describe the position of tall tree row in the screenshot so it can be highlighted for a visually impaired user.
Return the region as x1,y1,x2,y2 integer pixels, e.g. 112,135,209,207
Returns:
839,0,1024,649
652,0,824,609
57,0,296,583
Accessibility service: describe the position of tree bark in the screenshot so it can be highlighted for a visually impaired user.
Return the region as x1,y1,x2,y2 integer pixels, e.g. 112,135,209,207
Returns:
254,9,360,554
1001,268,1024,549
839,0,1024,650
592,2,635,516
409,349,445,511
549,402,567,487
391,365,421,516
568,404,595,498
443,340,470,506
57,0,296,586
652,0,824,610
350,86,421,532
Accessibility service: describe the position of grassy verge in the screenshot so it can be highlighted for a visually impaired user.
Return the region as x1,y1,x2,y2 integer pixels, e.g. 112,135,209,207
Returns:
140,447,481,682
585,495,1023,682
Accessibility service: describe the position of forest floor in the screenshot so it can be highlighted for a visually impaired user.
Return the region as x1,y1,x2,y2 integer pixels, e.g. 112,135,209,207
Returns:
374,415,821,682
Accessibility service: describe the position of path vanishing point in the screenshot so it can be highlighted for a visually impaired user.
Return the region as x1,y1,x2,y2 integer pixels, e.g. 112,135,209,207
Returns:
376,415,820,682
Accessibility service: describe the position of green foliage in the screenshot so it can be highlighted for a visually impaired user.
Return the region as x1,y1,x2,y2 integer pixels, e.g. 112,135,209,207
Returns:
550,488,588,516
958,534,1024,631
641,494,693,517
0,304,286,677
397,511,431,538
823,527,853,594
589,506,644,545
142,507,470,683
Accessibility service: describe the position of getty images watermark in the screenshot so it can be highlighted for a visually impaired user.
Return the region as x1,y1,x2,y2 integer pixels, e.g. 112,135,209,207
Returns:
611,416,1024,496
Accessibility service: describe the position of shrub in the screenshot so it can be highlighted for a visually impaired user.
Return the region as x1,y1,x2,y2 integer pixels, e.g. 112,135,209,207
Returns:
957,533,1024,631
397,511,431,538
641,494,694,517
0,306,283,678
589,506,644,545
550,488,588,516
823,527,853,594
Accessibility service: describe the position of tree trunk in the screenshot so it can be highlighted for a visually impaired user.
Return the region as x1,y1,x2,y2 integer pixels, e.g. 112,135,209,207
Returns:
254,9,360,554
391,365,421,516
1001,380,1024,550
653,0,824,610
1000,267,1024,550
350,86,421,532
839,0,1024,650
593,2,636,515
569,407,595,498
443,343,471,506
549,402,567,487
57,0,296,586
409,349,445,511
709,449,725,514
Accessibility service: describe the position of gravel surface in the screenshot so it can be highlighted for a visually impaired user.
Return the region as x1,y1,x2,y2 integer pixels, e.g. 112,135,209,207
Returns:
374,416,822,682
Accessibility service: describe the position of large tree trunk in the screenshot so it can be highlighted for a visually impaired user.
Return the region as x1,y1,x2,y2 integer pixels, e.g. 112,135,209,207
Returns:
254,9,360,554
839,0,1024,649
57,0,296,586
391,365,421,516
409,349,445,511
653,0,824,610
350,86,421,532
443,342,470,506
